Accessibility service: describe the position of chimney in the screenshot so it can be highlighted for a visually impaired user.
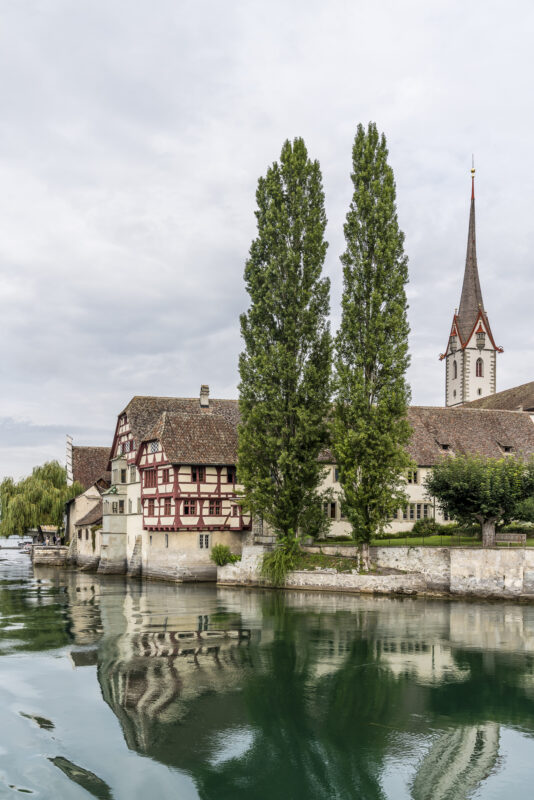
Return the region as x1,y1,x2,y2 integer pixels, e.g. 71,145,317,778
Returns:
200,384,210,407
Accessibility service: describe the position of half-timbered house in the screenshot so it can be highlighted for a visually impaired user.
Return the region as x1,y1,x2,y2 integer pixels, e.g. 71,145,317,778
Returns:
100,386,250,578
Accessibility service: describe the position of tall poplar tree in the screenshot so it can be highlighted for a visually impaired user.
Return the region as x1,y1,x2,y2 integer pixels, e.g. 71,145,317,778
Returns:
238,137,332,545
333,123,412,549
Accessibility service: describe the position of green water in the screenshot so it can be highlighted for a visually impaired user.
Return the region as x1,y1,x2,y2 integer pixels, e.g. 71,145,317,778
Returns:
1,552,534,799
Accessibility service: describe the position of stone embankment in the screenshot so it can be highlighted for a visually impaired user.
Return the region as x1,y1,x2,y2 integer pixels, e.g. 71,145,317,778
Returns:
218,544,534,599
32,546,69,566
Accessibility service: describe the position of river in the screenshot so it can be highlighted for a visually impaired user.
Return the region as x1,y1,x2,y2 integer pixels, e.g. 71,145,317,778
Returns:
1,549,534,799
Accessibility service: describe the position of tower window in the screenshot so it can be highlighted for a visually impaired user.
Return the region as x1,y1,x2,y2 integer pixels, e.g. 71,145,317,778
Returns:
453,360,458,379
476,358,483,377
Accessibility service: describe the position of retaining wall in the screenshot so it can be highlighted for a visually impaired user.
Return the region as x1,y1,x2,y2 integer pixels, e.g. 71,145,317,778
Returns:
219,545,534,599
32,546,69,566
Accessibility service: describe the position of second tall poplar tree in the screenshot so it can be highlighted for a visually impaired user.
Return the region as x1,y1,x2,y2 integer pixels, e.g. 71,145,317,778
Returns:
333,123,412,547
238,138,332,543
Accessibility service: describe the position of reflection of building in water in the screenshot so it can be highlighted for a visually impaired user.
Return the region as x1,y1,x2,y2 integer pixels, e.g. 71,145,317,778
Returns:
34,565,106,647
379,639,469,684
412,723,499,800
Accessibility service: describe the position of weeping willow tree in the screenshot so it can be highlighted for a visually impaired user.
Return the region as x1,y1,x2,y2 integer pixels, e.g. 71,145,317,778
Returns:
0,461,83,537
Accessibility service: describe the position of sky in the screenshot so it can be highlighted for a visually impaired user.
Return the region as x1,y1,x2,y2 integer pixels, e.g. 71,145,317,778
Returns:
1,0,533,481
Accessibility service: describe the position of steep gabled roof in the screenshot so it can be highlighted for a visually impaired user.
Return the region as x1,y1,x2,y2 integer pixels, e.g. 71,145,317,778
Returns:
72,446,111,489
407,406,534,465
142,410,239,465
466,381,534,413
121,396,239,447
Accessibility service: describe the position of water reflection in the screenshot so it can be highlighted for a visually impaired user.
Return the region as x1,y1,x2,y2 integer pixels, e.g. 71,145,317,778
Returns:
3,553,534,799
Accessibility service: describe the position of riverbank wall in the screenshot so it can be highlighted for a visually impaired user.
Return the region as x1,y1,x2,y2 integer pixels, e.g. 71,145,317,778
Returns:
217,545,534,599
32,545,69,566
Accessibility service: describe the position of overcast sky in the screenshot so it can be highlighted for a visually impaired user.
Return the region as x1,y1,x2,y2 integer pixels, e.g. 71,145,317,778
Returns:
1,0,533,480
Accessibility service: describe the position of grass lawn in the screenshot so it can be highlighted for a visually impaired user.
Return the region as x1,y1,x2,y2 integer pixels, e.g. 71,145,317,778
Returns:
370,535,534,547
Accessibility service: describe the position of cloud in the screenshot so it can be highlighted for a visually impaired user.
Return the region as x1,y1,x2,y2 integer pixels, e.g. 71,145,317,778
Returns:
1,0,533,478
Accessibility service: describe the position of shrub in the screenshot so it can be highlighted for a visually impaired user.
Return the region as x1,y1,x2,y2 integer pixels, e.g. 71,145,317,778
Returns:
411,518,440,536
261,536,300,586
210,544,240,567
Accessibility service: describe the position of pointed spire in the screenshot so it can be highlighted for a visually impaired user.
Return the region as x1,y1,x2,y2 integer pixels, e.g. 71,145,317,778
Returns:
456,162,485,343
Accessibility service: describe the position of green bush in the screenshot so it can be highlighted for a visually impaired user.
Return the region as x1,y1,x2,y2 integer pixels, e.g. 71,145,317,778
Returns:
261,536,300,586
411,518,440,536
210,544,240,566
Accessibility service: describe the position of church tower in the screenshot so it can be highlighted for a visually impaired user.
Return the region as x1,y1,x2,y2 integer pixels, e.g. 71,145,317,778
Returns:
441,166,502,406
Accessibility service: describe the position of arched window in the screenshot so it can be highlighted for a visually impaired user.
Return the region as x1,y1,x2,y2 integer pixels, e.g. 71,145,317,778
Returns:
453,360,457,379
476,358,483,378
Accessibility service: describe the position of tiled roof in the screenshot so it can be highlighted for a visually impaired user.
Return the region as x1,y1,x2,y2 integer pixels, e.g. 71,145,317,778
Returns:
75,500,103,528
72,446,111,489
465,381,534,413
320,406,534,466
122,396,239,448
407,406,534,465
145,410,238,465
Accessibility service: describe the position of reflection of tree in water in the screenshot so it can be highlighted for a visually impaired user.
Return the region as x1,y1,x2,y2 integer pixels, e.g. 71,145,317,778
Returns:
95,591,534,800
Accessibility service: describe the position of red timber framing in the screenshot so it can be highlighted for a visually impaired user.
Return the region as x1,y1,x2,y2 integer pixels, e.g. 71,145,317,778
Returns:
107,412,138,470
135,440,250,533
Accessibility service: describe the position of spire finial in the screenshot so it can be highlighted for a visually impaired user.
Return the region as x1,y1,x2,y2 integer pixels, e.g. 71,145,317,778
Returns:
471,155,475,199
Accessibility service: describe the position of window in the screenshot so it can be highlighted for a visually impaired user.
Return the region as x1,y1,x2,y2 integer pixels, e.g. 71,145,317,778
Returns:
192,466,205,482
477,388,482,395
453,360,458,379
120,469,127,484
232,505,239,517
409,504,415,520
118,500,125,514
407,470,418,484
164,497,172,515
137,497,142,514
86,530,89,540
199,534,210,549
323,502,336,519
476,358,483,378
149,535,152,546
130,465,137,482
443,510,452,521
112,469,119,484
128,499,132,514
147,498,155,516
165,533,169,548
334,468,339,482
227,467,236,484
209,499,221,515
183,499,196,515
149,441,159,454
441,444,450,451
402,508,408,521
423,504,429,519
144,470,156,488
112,501,118,514
162,468,170,484
78,530,82,540
416,504,422,520
123,440,130,453
503,445,513,454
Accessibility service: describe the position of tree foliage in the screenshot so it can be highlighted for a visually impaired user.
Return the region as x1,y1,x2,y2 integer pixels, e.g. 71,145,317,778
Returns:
238,137,332,541
332,123,412,544
425,455,534,546
0,461,83,537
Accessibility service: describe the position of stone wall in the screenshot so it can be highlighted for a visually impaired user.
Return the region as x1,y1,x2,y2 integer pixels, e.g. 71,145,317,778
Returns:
219,544,534,599
32,546,69,566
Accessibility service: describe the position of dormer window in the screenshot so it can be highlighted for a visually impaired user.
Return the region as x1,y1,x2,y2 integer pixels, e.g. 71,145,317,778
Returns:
449,335,457,353
440,444,451,451
476,331,486,350
149,441,159,454
500,444,513,454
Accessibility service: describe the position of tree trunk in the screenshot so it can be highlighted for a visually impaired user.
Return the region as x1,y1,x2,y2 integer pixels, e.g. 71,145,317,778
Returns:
360,541,371,571
481,519,496,547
